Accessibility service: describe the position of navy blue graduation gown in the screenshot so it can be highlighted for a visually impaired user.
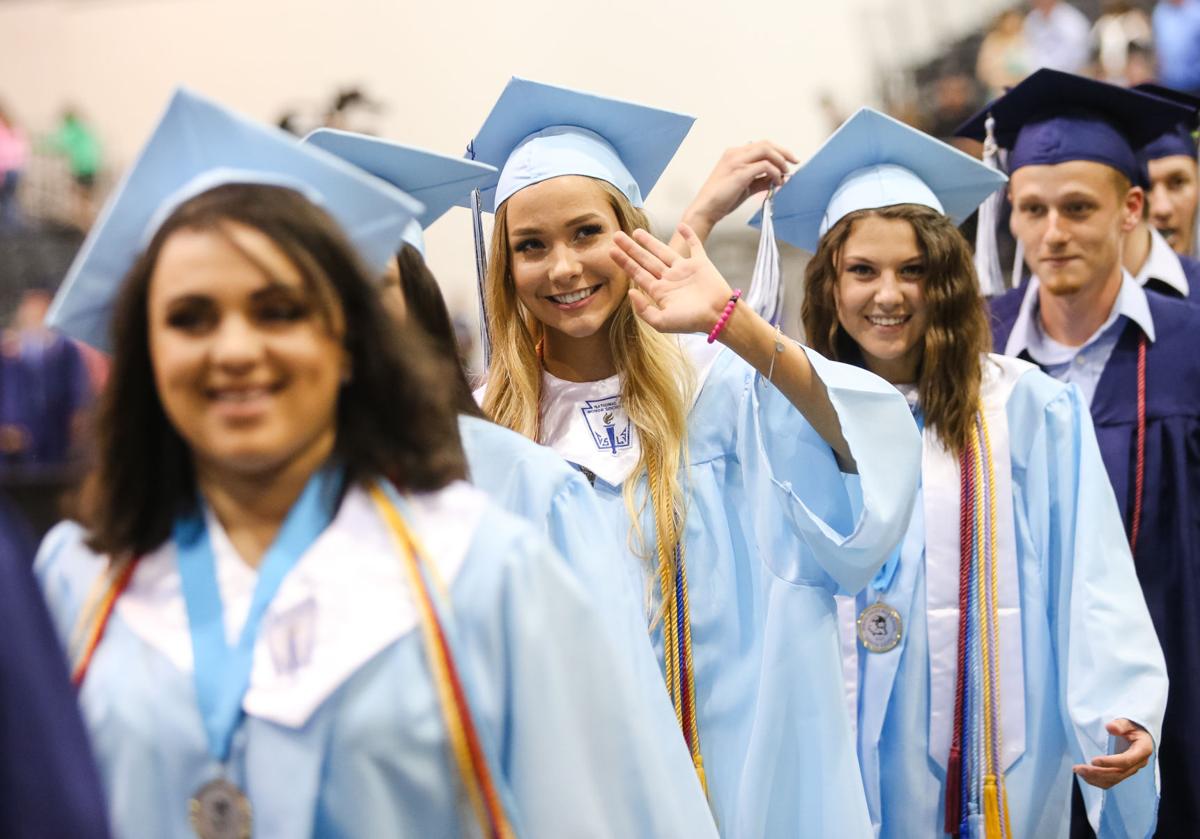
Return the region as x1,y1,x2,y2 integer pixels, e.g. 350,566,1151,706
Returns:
0,335,91,466
991,288,1200,837
1143,251,1200,303
0,496,109,838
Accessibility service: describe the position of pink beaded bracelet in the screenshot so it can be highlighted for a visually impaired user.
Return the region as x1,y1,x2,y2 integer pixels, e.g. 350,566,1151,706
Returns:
707,289,743,344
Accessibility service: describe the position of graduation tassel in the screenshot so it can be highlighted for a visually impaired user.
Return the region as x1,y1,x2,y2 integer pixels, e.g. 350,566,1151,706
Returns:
984,776,1002,838
945,746,963,836
973,115,1007,298
1009,239,1025,291
468,186,492,371
745,188,785,326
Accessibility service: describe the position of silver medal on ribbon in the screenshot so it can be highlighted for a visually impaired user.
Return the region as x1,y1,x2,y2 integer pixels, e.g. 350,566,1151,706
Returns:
856,601,902,654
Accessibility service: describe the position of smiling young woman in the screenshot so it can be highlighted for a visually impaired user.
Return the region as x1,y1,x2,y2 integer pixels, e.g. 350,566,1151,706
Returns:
789,105,1166,839
35,89,725,839
466,78,923,836
804,204,987,455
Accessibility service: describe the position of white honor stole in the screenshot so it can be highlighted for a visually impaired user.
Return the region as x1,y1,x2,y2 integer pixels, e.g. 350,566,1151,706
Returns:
926,354,1031,774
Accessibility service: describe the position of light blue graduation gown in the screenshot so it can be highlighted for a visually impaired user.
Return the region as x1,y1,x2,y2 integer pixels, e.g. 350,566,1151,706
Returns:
458,412,717,830
537,342,922,838
842,359,1168,839
36,481,719,839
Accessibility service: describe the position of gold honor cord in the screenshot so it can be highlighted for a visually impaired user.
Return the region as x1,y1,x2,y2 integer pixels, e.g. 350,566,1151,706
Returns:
646,450,707,797
368,484,515,839
970,417,1011,839
980,415,1012,839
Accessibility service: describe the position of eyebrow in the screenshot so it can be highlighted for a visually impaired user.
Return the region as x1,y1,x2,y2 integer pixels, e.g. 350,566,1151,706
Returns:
841,253,924,264
162,280,303,306
510,212,604,238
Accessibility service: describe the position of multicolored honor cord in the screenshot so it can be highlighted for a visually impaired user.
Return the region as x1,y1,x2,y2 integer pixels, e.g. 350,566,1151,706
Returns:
368,483,516,839
944,413,1012,839
70,556,137,687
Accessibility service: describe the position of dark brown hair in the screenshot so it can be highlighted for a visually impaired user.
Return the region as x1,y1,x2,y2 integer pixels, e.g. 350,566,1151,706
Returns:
81,183,467,557
801,204,991,454
393,244,483,419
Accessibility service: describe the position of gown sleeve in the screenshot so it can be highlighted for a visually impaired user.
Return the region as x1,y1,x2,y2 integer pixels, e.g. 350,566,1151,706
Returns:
735,344,923,593
1028,384,1168,839
452,515,718,839
4,518,110,839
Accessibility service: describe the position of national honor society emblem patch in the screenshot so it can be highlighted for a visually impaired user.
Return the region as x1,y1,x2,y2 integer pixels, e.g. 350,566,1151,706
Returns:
581,396,632,455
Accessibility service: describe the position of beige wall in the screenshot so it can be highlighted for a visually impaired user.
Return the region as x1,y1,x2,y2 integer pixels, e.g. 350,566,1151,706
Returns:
0,0,1009,329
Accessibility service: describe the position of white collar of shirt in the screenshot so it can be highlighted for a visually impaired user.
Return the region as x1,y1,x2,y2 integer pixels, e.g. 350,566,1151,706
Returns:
1004,271,1156,364
114,481,486,728
1134,226,1190,297
537,333,724,488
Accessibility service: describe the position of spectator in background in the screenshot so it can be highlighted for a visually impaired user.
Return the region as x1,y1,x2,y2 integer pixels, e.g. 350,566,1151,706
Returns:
976,9,1030,96
925,72,980,149
43,107,101,229
1025,0,1091,73
1091,1,1153,84
0,103,28,231
0,289,92,468
1153,0,1200,94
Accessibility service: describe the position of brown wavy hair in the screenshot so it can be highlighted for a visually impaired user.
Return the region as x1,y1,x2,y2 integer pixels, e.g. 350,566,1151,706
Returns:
79,184,467,558
801,204,991,455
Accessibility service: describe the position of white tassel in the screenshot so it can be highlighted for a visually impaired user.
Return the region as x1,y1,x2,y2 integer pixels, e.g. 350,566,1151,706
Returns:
745,189,784,326
1010,238,1025,290
973,114,1008,298
469,187,492,370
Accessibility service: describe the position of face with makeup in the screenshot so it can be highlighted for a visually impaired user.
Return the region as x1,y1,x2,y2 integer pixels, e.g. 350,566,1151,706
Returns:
834,214,930,384
1146,154,1198,255
503,175,628,341
147,221,348,478
1009,160,1142,297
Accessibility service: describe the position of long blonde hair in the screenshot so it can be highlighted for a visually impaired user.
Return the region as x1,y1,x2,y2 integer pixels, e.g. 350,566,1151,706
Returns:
482,177,693,570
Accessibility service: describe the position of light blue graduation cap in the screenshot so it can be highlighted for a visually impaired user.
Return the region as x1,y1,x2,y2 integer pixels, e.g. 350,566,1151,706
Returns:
460,77,694,367
48,88,425,352
751,107,1007,253
462,77,695,213
300,128,498,256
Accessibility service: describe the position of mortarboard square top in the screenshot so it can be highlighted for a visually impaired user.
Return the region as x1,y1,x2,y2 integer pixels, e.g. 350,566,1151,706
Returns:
49,90,424,352
955,69,1192,184
1133,83,1200,162
462,77,695,212
48,88,424,353
301,128,498,245
750,107,1007,253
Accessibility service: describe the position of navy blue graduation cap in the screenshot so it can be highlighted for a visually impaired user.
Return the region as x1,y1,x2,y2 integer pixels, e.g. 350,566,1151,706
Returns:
48,88,424,352
1133,83,1200,162
461,77,695,213
955,69,1192,185
301,128,498,255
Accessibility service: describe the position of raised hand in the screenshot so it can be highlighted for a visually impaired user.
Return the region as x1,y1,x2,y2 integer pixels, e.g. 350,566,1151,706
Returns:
681,140,798,242
610,224,734,335
1073,719,1154,789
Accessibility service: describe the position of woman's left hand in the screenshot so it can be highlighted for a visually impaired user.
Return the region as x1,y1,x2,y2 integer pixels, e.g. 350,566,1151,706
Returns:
610,224,734,335
1073,719,1155,789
